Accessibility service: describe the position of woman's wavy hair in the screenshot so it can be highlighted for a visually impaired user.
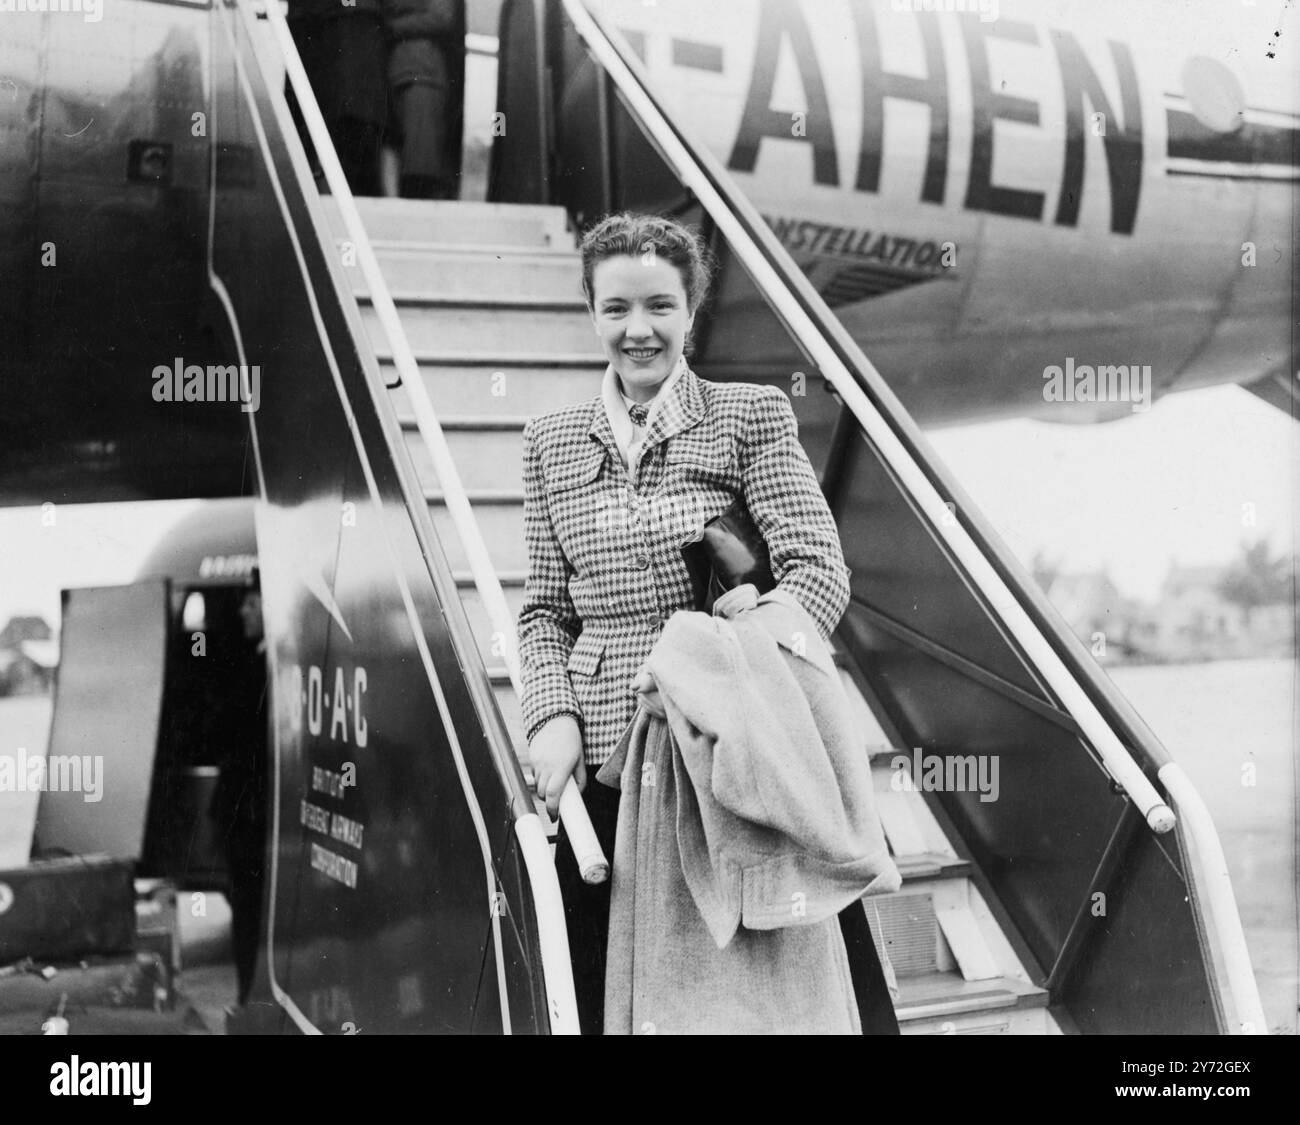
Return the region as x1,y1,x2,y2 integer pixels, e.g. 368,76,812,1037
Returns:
579,213,716,353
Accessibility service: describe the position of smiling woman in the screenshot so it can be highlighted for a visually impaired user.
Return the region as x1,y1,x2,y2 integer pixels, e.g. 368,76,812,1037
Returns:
514,212,895,1034
580,213,712,401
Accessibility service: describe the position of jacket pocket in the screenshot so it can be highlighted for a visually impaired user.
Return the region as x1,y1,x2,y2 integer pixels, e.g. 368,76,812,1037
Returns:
544,449,604,493
566,631,607,677
666,433,734,475
665,436,737,499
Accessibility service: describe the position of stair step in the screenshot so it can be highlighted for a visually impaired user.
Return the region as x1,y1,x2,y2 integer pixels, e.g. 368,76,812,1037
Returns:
401,425,526,491
326,197,574,249
894,970,1048,1033
457,583,529,653
380,350,604,370
426,499,525,571
454,570,527,586
358,291,588,312
367,239,580,258
386,362,603,415
893,852,973,884
871,757,963,861
342,245,583,303
425,489,523,505
366,239,580,257
361,304,602,359
492,680,525,749
405,415,532,430
839,667,888,751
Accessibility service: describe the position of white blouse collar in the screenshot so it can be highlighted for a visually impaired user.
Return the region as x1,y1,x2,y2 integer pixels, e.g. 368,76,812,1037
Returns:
601,355,686,469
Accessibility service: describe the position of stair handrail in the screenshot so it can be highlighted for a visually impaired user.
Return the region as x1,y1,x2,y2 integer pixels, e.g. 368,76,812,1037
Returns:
562,0,1267,1034
260,0,595,1034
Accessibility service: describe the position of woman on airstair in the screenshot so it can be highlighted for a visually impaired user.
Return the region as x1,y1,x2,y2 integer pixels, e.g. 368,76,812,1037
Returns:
516,212,897,1034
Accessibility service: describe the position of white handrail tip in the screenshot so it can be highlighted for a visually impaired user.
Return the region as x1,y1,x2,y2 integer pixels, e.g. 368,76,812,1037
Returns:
580,860,610,886
1147,805,1177,834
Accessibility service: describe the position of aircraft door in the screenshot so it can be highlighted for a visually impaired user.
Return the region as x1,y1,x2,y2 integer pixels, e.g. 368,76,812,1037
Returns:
33,581,169,864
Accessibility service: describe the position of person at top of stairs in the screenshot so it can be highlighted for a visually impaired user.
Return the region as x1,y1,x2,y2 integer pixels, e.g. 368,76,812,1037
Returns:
379,0,464,199
286,0,389,197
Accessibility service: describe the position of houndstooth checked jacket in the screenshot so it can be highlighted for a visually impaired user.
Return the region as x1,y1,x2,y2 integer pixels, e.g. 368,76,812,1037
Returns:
517,363,851,767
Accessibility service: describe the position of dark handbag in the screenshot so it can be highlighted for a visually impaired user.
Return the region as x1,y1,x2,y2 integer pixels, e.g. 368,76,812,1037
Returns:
680,497,776,613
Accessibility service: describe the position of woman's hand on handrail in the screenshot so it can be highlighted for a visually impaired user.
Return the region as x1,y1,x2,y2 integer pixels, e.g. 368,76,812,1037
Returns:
530,713,586,819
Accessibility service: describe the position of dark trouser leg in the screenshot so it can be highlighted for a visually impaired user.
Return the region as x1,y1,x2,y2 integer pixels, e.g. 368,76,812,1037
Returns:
553,778,620,1035
333,117,385,198
289,16,387,197
227,820,266,1007
394,81,453,199
838,901,901,1034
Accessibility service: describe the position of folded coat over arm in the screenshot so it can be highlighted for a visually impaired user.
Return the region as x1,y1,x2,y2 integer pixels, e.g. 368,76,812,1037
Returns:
598,585,900,1033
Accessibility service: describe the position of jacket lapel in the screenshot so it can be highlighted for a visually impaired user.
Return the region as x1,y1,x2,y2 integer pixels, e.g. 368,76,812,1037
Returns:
642,364,706,456
585,363,707,472
587,394,621,469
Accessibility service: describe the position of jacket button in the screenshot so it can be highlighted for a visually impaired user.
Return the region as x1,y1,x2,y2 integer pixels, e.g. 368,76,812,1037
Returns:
632,554,649,569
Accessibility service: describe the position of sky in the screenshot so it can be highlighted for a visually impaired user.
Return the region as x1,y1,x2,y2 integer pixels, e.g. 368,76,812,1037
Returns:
927,382,1298,601
0,500,201,631
0,382,1293,632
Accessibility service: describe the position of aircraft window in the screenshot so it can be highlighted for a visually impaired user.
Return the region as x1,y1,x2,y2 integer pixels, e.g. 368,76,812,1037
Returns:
182,590,206,632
